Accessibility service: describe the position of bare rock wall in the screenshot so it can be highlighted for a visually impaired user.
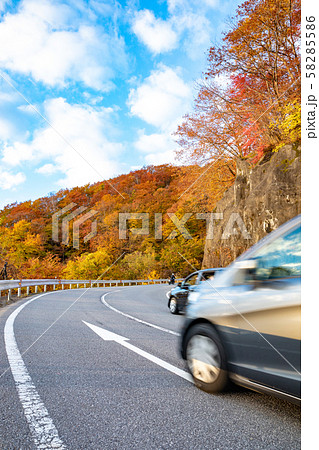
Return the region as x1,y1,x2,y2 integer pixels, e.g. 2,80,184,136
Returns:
202,145,301,268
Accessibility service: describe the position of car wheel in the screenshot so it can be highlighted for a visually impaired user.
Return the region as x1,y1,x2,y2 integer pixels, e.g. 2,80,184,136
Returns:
169,297,179,314
185,323,228,393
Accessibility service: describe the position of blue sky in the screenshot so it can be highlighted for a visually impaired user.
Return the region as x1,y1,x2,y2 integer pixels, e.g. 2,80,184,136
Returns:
0,0,241,209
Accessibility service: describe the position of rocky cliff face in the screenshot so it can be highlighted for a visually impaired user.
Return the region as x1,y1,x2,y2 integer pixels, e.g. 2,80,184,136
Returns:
202,145,301,268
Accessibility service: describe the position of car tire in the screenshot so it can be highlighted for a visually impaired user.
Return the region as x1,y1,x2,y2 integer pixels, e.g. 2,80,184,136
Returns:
185,323,228,393
169,297,179,314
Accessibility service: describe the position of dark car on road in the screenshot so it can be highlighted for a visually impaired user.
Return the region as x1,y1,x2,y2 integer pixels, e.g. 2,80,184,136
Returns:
167,268,222,314
180,215,301,403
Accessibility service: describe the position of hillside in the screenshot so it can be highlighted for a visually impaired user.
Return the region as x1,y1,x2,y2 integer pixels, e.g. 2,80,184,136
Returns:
0,162,235,280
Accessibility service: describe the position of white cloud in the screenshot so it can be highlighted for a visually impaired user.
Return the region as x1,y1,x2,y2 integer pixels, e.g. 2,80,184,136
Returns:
0,90,19,103
132,9,178,54
0,169,26,190
0,0,127,91
134,131,175,154
173,12,211,60
128,65,192,130
83,92,104,105
0,118,15,141
135,131,178,166
2,98,123,188
132,2,220,60
203,0,219,7
35,163,58,175
144,149,176,166
2,141,34,166
128,65,191,166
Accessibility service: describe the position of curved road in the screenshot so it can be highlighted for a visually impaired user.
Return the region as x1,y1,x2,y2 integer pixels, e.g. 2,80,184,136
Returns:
0,285,300,449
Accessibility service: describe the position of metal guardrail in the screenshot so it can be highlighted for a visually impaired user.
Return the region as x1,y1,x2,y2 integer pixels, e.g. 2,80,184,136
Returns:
0,278,181,306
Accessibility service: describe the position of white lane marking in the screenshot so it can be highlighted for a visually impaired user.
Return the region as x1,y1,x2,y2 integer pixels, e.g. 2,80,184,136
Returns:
101,292,180,336
4,294,66,449
165,290,171,299
83,321,193,384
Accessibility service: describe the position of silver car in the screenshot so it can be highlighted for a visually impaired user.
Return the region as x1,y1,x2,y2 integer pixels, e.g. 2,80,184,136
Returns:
180,215,301,403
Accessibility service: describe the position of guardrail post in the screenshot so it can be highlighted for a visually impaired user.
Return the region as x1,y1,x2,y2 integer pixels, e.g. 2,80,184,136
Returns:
43,285,47,292
8,289,11,303
61,283,64,290
26,286,30,296
17,280,22,297
35,286,38,294
0,291,4,307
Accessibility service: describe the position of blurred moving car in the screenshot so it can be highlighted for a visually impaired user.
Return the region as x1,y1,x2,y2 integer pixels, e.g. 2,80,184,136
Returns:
167,268,222,314
180,215,301,403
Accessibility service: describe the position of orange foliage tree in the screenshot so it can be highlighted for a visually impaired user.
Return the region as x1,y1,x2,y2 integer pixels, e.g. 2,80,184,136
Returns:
175,0,301,165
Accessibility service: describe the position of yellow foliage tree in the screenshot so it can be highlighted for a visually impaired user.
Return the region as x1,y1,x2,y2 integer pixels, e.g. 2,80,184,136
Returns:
63,248,112,280
0,220,43,268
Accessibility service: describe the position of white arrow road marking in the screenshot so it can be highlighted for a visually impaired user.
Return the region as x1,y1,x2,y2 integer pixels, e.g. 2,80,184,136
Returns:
83,321,129,342
4,293,66,449
83,321,193,384
101,292,180,337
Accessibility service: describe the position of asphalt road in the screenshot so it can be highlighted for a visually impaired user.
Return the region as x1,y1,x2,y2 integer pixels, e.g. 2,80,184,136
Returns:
0,285,301,449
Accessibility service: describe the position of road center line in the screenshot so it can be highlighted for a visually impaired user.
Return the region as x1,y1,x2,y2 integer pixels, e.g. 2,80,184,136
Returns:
101,292,180,336
4,293,66,449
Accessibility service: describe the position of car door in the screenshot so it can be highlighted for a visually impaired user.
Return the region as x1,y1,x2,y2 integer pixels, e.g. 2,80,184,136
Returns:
222,224,301,398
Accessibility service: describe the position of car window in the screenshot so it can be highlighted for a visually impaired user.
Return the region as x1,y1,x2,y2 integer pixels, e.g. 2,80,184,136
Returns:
201,272,215,282
253,225,301,280
184,274,198,285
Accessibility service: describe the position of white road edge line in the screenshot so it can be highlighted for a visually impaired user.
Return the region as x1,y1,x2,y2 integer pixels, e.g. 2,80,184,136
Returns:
101,292,180,336
4,293,66,449
83,321,193,384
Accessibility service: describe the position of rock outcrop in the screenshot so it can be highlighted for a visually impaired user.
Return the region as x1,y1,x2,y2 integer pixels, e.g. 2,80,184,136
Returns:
202,145,301,268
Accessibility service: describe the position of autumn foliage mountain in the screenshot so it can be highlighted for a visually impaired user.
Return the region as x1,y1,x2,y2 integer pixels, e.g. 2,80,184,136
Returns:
0,162,235,280
0,0,301,281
